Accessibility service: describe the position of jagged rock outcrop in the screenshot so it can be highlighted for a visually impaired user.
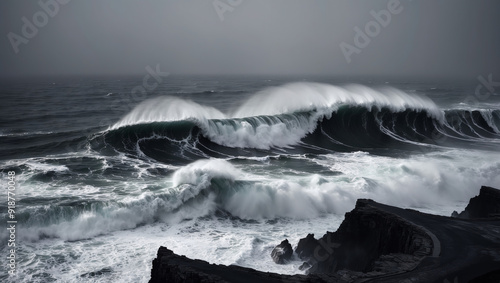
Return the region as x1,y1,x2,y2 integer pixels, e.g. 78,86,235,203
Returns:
295,233,319,260
298,199,433,276
270,239,293,264
149,246,337,283
453,186,500,219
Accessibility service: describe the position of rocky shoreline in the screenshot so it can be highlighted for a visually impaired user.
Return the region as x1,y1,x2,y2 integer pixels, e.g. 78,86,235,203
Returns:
149,186,500,283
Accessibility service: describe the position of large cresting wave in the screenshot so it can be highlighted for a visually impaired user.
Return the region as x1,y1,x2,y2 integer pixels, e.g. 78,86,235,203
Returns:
95,82,500,163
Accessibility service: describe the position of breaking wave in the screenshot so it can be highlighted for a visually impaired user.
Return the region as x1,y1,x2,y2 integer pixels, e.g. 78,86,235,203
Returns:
93,83,499,163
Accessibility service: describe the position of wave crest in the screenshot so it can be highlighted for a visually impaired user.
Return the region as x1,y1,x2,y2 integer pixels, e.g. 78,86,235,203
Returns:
233,83,443,119
111,82,444,130
111,96,226,130
105,82,448,150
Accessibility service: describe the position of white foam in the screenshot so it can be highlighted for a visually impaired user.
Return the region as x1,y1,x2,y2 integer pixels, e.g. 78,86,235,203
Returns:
170,159,357,219
23,159,69,173
205,115,317,149
0,131,54,137
172,159,242,186
312,149,500,209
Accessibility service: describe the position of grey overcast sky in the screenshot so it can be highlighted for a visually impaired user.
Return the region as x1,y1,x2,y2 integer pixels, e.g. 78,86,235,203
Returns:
1,0,499,79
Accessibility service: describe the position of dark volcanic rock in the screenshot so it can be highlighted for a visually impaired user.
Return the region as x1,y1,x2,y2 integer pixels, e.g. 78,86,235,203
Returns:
149,246,337,283
454,186,500,219
295,233,319,260
300,199,433,275
469,269,500,283
298,262,311,271
271,239,293,264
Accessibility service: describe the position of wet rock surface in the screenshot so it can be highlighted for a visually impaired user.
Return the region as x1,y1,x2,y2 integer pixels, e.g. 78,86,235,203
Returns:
271,239,293,264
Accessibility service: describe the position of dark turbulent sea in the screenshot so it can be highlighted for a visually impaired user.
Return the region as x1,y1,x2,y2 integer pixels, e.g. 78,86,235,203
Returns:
1,76,500,282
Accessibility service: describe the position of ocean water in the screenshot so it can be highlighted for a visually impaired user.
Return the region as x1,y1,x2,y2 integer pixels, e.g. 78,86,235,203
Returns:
1,76,500,282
